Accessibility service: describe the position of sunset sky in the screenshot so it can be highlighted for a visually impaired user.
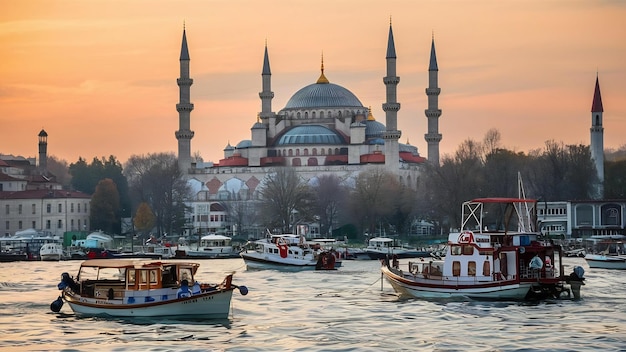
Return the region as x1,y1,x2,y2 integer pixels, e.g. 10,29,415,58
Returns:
1,1,625,166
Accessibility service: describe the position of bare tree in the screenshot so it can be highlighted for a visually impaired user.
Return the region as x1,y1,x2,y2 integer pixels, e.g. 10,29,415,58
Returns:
124,153,191,237
311,174,348,236
258,167,313,233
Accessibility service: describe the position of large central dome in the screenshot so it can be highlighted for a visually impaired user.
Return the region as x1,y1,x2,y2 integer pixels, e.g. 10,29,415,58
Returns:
283,82,364,109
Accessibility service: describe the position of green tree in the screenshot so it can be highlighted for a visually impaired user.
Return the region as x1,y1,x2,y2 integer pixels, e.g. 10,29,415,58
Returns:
90,178,120,233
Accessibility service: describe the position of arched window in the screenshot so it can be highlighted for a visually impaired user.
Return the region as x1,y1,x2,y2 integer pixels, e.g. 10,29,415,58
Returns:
304,112,308,119
288,149,293,156
312,111,316,119
296,149,300,156
312,148,317,156
303,149,309,156
595,114,600,126
297,112,301,119
308,158,318,166
292,158,301,166
483,261,491,276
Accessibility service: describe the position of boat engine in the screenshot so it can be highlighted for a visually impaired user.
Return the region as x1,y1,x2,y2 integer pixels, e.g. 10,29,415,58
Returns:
566,266,585,300
57,272,80,293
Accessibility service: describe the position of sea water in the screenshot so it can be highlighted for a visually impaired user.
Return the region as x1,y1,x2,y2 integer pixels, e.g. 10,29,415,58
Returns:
1,257,625,351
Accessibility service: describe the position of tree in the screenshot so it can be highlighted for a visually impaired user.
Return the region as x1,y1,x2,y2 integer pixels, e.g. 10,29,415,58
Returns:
604,159,626,199
311,174,348,236
124,153,192,237
258,167,313,233
90,178,120,233
47,155,72,189
134,202,156,238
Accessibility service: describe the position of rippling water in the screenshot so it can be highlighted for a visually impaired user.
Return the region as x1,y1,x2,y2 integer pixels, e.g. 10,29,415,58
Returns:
1,257,625,351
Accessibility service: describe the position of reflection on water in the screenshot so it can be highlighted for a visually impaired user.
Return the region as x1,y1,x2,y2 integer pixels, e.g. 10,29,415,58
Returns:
0,257,625,351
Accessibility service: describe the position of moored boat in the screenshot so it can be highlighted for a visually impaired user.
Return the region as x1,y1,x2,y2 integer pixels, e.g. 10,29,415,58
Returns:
175,234,241,259
364,237,432,260
584,236,626,270
381,197,585,301
240,232,340,270
50,259,248,318
40,242,64,261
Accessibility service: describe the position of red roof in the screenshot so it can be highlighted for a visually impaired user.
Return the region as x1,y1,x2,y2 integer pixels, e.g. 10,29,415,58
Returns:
217,154,249,167
592,76,603,112
470,197,537,203
399,151,427,163
0,173,22,182
360,153,385,163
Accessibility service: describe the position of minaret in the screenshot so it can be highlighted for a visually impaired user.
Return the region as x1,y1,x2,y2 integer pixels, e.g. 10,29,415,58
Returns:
259,42,274,122
424,35,442,166
175,26,195,173
382,21,401,172
590,74,604,198
38,129,48,172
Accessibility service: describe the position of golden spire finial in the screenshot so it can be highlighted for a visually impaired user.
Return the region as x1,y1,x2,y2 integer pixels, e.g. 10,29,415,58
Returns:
316,51,329,84
389,16,392,26
367,106,375,121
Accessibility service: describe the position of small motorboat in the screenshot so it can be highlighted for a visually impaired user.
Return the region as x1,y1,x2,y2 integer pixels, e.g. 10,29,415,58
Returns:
50,259,248,318
381,197,586,301
584,236,626,269
364,237,432,260
40,242,64,261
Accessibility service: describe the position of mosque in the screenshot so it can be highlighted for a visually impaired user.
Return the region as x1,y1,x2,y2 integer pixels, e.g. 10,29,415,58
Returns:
177,23,442,208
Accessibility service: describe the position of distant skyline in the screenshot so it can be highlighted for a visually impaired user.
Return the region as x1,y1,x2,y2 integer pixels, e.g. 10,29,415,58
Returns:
1,1,625,165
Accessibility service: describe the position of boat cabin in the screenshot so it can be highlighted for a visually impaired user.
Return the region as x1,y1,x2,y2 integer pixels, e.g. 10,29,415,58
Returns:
75,260,201,302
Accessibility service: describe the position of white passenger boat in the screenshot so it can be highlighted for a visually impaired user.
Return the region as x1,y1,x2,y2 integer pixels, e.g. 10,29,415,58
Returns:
50,259,248,318
240,232,339,270
584,237,626,270
381,197,585,300
176,234,241,259
40,242,64,261
364,237,431,259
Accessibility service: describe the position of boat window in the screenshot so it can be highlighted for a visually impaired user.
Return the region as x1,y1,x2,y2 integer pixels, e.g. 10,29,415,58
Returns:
483,261,491,276
128,269,136,284
452,261,461,276
479,250,493,256
462,245,474,255
450,245,462,256
149,269,157,284
179,268,193,284
468,261,476,276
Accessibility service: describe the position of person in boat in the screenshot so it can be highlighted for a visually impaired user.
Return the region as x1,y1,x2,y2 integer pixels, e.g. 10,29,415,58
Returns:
177,279,192,298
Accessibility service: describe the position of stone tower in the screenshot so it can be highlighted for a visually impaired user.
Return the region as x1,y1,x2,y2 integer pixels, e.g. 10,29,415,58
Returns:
382,22,401,172
590,74,604,198
175,27,195,172
38,129,48,172
424,36,442,166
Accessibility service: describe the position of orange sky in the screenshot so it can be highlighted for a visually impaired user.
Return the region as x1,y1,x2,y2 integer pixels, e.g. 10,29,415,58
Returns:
1,1,625,165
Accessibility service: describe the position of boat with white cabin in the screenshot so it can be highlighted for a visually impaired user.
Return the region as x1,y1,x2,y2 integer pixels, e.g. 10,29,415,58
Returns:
176,234,241,259
364,237,432,260
40,242,64,261
240,231,340,270
584,236,626,270
50,259,248,318
381,197,585,300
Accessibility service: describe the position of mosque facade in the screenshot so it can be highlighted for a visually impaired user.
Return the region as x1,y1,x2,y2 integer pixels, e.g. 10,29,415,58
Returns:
174,23,444,236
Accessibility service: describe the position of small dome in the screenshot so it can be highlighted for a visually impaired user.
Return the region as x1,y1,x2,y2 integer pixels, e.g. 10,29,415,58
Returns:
276,125,345,146
365,120,386,139
283,82,363,110
235,140,252,149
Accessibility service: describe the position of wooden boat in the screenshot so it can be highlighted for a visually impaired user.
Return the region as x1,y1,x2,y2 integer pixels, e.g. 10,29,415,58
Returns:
50,259,248,318
240,232,340,270
584,236,626,269
381,197,585,301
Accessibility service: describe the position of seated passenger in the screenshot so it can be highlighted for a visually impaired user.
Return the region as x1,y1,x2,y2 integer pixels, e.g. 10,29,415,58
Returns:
192,281,201,295
177,279,191,298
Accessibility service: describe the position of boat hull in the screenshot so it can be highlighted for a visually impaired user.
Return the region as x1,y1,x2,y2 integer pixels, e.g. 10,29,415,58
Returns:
240,252,318,270
585,254,626,270
381,265,533,300
63,288,234,318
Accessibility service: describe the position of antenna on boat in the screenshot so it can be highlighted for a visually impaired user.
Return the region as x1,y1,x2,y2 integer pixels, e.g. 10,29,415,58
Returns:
517,172,532,232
